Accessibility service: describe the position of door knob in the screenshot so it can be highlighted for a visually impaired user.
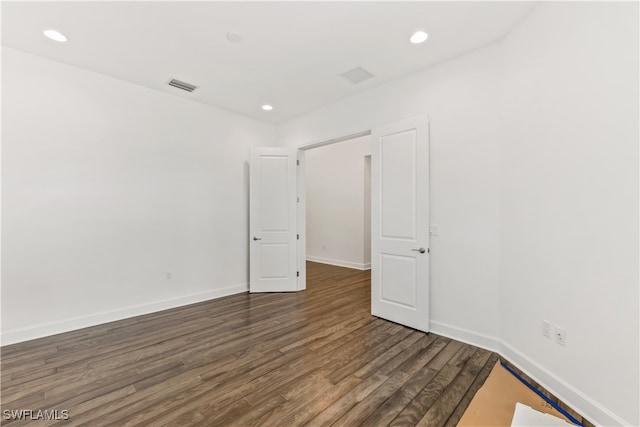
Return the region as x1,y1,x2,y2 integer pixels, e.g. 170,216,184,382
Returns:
412,247,426,254
253,237,262,241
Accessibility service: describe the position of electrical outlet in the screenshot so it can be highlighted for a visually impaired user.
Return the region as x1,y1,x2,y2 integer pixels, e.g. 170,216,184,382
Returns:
555,327,566,346
166,272,172,280
541,320,551,338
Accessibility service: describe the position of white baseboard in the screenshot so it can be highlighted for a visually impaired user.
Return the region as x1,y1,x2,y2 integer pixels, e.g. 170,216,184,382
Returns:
429,320,501,353
499,341,630,427
306,255,371,270
1,290,630,426
430,320,630,426
1,283,248,346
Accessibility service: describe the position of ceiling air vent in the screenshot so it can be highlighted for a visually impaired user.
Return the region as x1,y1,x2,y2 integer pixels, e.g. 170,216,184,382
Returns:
340,67,374,84
168,78,198,92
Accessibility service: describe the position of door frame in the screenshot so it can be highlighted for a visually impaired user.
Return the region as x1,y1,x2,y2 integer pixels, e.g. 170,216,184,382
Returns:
295,129,372,291
294,117,430,296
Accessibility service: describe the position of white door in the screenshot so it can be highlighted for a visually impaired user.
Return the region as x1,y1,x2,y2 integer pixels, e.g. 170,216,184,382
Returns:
249,147,298,292
371,116,430,331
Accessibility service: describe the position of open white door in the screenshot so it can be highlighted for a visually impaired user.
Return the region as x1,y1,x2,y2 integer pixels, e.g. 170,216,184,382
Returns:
249,147,298,292
371,116,429,331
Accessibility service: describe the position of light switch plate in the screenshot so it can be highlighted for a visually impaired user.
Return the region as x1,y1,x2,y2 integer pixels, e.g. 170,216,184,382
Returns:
541,320,551,338
429,225,440,236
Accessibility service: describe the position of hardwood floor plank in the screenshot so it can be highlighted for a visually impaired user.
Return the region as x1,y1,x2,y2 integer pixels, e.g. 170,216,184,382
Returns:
222,373,331,426
325,327,413,385
416,349,493,426
193,398,253,427
332,370,412,427
47,385,138,427
2,262,512,427
358,370,437,427
397,336,450,376
442,353,497,427
305,372,389,427
389,344,476,426
354,336,452,426
270,374,363,426
352,331,424,379
375,333,438,377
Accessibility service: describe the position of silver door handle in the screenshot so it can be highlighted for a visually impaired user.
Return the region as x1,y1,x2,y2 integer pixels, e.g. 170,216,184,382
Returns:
253,237,262,241
412,247,426,254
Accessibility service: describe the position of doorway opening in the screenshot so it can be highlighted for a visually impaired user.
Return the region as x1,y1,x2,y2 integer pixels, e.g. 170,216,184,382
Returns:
303,135,372,274
249,115,429,331
292,115,429,332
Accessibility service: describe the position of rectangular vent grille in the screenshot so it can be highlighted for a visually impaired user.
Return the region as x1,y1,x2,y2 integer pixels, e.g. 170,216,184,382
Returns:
168,78,198,92
340,67,374,85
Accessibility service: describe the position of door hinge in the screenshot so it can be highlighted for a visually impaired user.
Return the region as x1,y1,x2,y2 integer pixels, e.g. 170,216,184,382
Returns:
296,160,300,166
297,271,300,277
297,196,300,203
428,248,430,254
297,234,300,240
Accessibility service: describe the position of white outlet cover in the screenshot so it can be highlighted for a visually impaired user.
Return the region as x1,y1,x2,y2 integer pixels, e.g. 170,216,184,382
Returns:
555,327,566,346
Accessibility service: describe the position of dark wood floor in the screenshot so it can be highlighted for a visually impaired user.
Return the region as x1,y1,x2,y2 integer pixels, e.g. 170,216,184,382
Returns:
1,262,498,426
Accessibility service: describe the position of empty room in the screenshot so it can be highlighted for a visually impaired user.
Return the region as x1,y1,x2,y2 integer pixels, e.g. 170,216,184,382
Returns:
1,1,638,426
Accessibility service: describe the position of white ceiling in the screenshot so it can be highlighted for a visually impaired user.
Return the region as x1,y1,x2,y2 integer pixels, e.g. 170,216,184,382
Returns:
2,1,536,123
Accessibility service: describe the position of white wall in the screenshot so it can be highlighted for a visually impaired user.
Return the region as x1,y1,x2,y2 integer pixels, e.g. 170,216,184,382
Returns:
2,2,637,424
1,47,276,344
277,3,639,425
305,135,371,270
500,3,639,426
279,42,504,350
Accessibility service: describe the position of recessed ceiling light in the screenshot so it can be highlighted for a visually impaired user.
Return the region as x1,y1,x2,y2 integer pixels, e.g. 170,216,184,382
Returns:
410,30,428,44
226,32,243,43
43,29,67,42
262,104,273,111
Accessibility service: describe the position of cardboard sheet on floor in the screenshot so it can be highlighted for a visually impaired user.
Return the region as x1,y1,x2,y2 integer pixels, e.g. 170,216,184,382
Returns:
458,362,574,426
